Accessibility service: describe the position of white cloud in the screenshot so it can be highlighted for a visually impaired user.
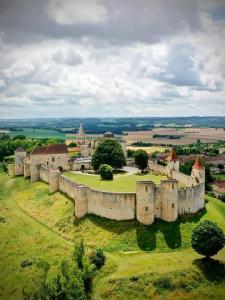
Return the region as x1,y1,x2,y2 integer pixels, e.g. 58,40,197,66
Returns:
46,0,108,25
0,4,225,118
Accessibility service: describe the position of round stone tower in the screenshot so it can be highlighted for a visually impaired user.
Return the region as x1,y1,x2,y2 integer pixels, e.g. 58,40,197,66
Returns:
136,181,155,225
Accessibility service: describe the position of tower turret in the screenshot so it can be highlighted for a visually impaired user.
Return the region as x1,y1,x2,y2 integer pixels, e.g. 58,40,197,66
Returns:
191,156,205,184
166,148,179,172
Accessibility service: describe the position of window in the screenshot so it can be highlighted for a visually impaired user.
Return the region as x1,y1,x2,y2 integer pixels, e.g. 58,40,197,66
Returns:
172,204,174,208
52,157,55,162
47,162,49,166
172,183,174,189
145,186,148,192
145,207,148,212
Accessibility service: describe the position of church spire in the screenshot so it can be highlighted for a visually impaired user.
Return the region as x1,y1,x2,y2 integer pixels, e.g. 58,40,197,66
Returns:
77,123,86,143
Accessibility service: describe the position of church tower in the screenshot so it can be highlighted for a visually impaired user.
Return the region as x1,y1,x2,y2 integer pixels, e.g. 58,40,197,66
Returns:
77,124,86,144
191,156,205,184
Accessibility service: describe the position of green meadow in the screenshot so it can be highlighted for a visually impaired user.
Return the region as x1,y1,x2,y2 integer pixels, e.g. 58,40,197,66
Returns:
0,173,224,299
64,172,167,193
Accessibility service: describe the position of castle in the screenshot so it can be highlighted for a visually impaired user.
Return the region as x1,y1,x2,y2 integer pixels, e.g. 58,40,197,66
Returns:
8,135,205,225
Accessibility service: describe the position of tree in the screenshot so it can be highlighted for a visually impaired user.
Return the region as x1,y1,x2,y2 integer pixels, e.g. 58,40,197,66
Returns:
23,239,94,300
91,139,125,171
218,163,224,170
99,164,113,180
179,160,194,175
191,220,225,258
13,134,26,140
205,164,213,191
68,142,77,147
127,149,135,157
90,248,105,269
134,149,148,172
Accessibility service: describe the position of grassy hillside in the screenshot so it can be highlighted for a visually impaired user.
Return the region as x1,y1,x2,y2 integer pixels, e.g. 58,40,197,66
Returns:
2,174,225,253
0,173,224,299
0,174,73,300
64,172,167,192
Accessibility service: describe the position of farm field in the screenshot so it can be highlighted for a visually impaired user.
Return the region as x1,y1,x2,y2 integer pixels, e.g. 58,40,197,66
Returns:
127,145,166,153
0,173,225,299
124,127,225,145
8,128,66,139
63,172,167,192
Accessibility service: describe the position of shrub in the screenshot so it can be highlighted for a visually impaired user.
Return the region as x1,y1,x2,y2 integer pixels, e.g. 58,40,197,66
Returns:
99,164,113,180
13,134,26,140
191,220,225,258
68,142,77,147
23,240,94,300
90,248,105,269
134,149,148,172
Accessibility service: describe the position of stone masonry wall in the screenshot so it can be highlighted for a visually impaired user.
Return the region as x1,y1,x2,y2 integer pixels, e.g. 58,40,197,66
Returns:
59,175,136,220
40,165,50,183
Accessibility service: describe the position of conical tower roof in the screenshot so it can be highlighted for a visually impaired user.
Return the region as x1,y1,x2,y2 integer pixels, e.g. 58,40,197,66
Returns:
193,156,204,170
166,148,178,162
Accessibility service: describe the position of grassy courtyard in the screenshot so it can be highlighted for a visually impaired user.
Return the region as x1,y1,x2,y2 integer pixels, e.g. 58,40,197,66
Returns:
64,172,167,192
0,173,225,299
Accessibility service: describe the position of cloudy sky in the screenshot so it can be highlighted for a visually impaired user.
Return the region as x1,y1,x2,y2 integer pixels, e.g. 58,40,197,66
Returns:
0,0,225,118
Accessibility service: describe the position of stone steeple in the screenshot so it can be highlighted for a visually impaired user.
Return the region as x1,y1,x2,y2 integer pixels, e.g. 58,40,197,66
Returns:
77,124,86,144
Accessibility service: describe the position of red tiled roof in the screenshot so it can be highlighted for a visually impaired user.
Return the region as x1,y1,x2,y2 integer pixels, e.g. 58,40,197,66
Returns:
192,156,204,170
166,148,178,162
31,144,68,155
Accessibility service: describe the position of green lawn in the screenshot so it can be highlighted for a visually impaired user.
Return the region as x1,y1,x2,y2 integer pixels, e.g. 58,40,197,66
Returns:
214,174,225,180
64,172,167,192
0,173,225,299
9,128,66,139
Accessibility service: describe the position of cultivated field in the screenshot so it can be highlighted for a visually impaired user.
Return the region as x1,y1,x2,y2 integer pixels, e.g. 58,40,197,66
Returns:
0,173,225,299
9,128,66,139
124,127,225,145
127,145,166,153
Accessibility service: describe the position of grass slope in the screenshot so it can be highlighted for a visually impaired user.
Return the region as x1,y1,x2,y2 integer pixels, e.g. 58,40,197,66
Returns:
0,174,72,300
0,173,225,299
2,175,225,253
64,172,167,192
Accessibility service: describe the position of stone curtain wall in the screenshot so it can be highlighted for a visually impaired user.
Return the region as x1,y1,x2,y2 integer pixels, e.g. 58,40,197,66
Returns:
40,165,50,183
10,160,205,224
178,183,205,215
59,175,136,220
148,161,169,176
171,170,196,187
88,189,136,220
